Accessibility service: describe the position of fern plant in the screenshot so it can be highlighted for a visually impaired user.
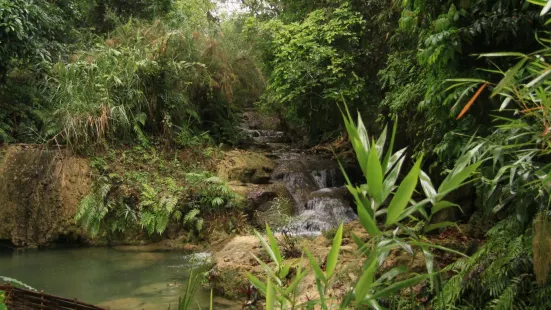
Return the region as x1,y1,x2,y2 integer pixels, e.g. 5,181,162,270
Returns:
185,172,241,211
75,175,113,237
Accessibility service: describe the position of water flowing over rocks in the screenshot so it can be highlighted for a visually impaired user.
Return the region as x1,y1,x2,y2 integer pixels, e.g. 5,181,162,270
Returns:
230,110,357,236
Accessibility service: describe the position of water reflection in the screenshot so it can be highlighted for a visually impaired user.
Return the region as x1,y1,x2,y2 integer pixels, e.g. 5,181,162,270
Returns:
0,247,238,310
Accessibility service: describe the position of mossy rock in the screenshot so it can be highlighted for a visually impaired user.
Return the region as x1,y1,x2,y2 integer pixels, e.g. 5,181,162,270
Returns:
217,150,275,184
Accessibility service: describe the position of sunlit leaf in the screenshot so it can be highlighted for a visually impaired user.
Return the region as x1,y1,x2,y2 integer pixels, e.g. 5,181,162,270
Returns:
326,222,343,279
386,155,423,225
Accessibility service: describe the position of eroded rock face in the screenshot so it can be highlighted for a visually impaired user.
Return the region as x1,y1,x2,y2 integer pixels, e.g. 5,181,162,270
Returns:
0,146,92,247
217,150,275,184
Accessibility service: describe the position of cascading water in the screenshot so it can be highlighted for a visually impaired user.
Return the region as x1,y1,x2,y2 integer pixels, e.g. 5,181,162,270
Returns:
240,112,357,235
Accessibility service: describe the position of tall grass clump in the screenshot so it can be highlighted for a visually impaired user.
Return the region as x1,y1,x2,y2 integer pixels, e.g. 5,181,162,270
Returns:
45,15,263,149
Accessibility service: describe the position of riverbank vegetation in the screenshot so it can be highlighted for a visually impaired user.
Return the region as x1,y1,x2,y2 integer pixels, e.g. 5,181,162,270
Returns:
1,0,551,308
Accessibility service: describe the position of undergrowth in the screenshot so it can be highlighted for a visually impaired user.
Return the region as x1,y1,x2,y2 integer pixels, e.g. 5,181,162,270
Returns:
75,143,244,241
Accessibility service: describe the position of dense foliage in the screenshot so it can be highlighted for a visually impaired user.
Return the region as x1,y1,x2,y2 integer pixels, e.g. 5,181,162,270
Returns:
0,0,264,146
3,0,551,308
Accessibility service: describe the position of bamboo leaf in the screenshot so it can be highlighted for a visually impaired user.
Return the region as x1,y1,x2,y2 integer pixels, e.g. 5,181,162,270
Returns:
456,83,487,120
254,229,277,266
375,266,408,284
305,248,327,284
422,247,436,290
355,258,378,303
357,197,381,236
382,117,398,171
491,58,527,97
431,200,460,215
386,155,423,226
375,125,388,159
369,274,431,300
383,156,405,200
419,170,437,202
526,67,551,88
266,279,275,310
385,147,407,174
438,162,482,195
326,222,343,279
424,221,457,233
542,0,551,15
367,145,384,204
266,224,282,265
247,273,267,296
477,52,527,58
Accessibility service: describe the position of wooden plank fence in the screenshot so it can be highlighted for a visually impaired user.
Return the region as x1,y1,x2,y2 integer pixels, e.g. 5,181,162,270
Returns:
0,284,105,310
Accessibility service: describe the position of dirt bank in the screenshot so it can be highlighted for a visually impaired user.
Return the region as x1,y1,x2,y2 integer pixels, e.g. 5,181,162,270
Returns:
0,145,92,247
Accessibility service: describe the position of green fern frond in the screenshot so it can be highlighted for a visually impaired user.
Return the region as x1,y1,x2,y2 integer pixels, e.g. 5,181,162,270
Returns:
184,208,201,225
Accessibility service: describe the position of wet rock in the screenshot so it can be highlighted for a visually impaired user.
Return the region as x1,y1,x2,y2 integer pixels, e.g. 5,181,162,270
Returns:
209,236,264,299
308,186,353,203
0,145,92,247
242,111,282,131
217,150,275,184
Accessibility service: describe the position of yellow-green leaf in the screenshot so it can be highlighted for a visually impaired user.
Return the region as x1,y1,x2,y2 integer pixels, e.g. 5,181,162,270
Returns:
326,222,343,279
386,155,423,226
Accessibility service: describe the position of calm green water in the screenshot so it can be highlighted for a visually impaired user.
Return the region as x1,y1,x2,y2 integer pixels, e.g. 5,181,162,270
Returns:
0,247,238,310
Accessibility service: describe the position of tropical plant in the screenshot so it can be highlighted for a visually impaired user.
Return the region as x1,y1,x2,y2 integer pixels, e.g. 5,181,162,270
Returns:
430,2,551,307
185,172,242,211
247,107,480,308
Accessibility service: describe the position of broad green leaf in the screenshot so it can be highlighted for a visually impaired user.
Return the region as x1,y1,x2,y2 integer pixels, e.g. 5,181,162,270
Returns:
247,273,267,296
251,253,281,285
367,145,384,204
254,229,277,266
357,114,370,153
382,117,397,171
419,170,437,202
382,156,405,200
266,224,282,265
326,222,343,279
305,248,326,284
386,155,423,225
278,263,291,279
431,201,460,215
526,67,551,88
541,0,551,15
499,97,513,111
409,241,468,257
424,221,457,233
369,273,431,300
438,162,482,195
266,279,275,310
422,247,436,290
491,57,528,97
385,147,407,174
375,124,388,159
477,52,527,58
355,258,377,303
357,198,381,236
375,266,408,284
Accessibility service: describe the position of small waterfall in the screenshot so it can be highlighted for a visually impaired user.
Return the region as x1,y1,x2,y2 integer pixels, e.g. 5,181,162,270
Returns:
240,111,357,235
282,188,357,236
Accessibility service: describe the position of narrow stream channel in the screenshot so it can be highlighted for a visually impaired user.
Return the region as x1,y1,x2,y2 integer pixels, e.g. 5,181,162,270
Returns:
0,247,238,309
